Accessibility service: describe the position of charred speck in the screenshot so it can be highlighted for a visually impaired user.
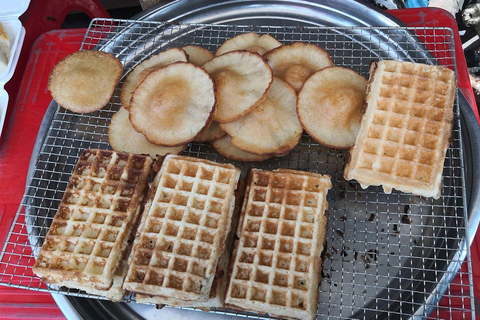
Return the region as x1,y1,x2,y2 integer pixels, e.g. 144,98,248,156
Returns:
354,251,358,260
341,250,348,257
335,230,345,238
332,248,338,254
368,213,375,221
381,228,385,232
348,181,356,188
404,204,410,214
325,252,332,259
401,215,412,224
339,215,347,221
393,224,398,232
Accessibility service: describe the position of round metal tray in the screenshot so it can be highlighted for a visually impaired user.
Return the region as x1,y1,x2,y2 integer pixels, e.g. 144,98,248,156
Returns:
28,0,479,319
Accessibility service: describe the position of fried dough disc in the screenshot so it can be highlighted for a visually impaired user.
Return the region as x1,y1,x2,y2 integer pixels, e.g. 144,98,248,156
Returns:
109,107,185,157
213,135,271,162
203,50,273,123
220,77,302,156
120,47,187,109
215,33,282,56
193,121,226,143
297,66,367,149
182,45,214,66
48,50,123,113
263,42,333,92
129,62,215,147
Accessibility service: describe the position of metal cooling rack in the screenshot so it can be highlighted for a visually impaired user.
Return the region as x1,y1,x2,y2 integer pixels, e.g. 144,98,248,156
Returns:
0,19,475,319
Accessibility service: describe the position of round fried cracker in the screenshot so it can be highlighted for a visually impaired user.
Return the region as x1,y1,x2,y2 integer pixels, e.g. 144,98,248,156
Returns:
215,33,282,56
264,42,333,92
213,135,270,162
182,45,214,66
109,107,185,157
129,62,215,147
297,66,367,149
193,121,226,143
48,50,123,113
220,77,302,156
120,47,187,110
203,50,273,123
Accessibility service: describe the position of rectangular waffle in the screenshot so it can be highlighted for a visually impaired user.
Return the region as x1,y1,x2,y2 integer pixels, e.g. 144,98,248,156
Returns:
344,60,456,199
135,180,246,309
33,149,153,291
225,168,332,320
123,155,241,302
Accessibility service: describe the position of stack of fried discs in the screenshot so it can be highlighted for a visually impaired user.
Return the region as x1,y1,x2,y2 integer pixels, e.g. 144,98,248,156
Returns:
123,155,241,306
225,168,332,320
33,149,153,301
104,32,371,161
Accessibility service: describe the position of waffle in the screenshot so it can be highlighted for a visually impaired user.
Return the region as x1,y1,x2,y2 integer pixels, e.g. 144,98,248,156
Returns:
123,155,241,302
33,149,153,291
135,180,245,309
225,168,332,320
344,60,456,199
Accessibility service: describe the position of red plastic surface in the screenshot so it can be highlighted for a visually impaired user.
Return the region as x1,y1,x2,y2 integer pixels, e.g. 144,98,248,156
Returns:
0,7,478,320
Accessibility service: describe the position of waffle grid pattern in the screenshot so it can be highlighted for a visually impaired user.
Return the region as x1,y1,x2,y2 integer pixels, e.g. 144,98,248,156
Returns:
345,61,455,197
33,149,152,289
0,20,473,319
123,156,240,301
226,169,331,319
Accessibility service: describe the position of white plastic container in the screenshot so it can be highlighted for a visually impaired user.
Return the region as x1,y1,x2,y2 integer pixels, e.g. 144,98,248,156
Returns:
0,0,30,137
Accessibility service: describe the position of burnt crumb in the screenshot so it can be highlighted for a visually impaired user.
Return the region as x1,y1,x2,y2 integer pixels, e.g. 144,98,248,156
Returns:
390,251,395,255
381,228,385,232
339,191,346,199
365,264,371,269
382,246,386,249
325,252,332,259
339,215,347,221
348,181,357,188
341,250,348,257
335,229,345,238
393,224,398,232
401,215,412,224
362,290,367,294
361,255,371,264
412,237,418,245
332,248,338,254
404,205,410,214
368,249,379,261
321,270,326,278
368,213,375,221
334,283,338,287
357,192,362,198
354,251,358,260
346,246,350,250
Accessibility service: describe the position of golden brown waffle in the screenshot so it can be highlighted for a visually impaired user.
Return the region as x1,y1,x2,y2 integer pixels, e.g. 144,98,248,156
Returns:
344,60,456,199
123,155,241,302
225,168,331,320
33,149,153,291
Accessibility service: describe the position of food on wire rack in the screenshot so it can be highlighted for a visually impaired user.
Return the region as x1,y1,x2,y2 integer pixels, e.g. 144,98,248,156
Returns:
193,121,226,143
263,42,333,92
297,66,367,148
135,180,246,309
108,107,185,157
182,45,214,66
213,135,271,162
220,77,302,156
129,62,216,147
123,155,241,302
203,50,273,122
120,47,188,110
215,32,282,56
33,149,153,297
48,51,123,113
0,22,10,73
225,168,332,320
344,60,456,199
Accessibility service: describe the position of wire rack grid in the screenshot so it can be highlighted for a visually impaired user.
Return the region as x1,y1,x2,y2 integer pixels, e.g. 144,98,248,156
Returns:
0,19,475,319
